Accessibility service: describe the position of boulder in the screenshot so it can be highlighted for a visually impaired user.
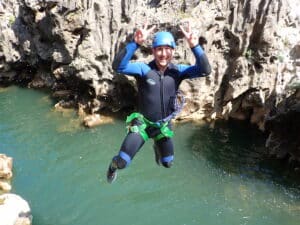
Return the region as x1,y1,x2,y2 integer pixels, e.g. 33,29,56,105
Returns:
0,180,11,192
83,113,113,127
0,154,13,179
0,193,32,225
0,154,13,192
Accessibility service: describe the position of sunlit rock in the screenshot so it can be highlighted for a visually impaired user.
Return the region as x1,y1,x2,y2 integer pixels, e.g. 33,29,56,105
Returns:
0,181,11,192
0,193,32,225
0,154,13,180
83,113,113,127
0,154,13,192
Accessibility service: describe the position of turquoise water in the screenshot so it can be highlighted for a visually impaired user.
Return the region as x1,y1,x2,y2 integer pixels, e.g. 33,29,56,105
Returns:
0,86,300,225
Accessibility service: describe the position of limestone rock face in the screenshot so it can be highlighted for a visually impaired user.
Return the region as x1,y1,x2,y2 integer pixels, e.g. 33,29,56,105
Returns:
0,0,299,163
0,193,32,225
0,154,32,224
0,154,13,192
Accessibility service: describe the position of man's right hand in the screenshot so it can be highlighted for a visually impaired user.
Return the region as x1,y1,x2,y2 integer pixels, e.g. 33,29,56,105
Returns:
179,20,198,48
134,22,156,45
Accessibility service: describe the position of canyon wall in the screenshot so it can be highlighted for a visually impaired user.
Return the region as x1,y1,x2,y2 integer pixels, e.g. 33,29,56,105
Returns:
0,0,299,163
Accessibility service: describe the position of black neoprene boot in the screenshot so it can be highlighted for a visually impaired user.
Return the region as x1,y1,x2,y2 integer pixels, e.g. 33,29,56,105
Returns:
106,162,117,183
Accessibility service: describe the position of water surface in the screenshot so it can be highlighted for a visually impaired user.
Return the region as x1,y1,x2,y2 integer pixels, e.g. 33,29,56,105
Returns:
1,86,299,225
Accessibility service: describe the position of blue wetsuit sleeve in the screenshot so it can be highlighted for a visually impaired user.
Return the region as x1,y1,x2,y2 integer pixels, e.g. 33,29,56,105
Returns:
112,42,150,76
178,45,211,79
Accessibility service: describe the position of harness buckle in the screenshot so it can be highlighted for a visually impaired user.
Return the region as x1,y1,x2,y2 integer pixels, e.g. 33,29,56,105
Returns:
155,122,162,127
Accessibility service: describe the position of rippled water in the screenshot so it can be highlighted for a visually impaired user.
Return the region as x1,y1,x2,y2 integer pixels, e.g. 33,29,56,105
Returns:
1,86,300,225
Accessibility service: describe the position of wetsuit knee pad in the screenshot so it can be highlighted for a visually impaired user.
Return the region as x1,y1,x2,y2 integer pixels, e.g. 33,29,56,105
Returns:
162,160,173,168
112,151,132,169
112,156,127,169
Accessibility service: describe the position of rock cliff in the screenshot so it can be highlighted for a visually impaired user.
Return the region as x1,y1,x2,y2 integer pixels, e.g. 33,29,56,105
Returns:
0,154,32,225
0,0,299,165
0,154,13,192
0,193,32,225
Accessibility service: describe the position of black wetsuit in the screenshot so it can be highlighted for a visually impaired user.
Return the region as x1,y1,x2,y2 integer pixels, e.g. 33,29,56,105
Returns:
111,41,211,168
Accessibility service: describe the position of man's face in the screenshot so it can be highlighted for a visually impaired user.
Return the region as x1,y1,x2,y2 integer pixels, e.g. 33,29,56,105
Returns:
152,46,174,70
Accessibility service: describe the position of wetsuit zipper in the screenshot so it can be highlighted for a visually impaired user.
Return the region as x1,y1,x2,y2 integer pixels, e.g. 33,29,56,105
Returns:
160,72,165,120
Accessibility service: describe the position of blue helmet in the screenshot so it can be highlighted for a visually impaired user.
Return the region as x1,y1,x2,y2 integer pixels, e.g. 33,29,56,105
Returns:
152,31,176,49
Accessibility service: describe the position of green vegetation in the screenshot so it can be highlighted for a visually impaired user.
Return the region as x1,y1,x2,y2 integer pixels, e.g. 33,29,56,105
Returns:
244,48,253,60
277,54,285,63
8,15,15,26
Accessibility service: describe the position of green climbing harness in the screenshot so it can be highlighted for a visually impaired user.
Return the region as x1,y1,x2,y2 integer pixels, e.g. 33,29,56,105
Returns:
125,112,174,141
125,91,185,141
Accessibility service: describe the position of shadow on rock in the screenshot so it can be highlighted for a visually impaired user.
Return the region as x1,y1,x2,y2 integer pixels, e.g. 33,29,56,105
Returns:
185,119,300,190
